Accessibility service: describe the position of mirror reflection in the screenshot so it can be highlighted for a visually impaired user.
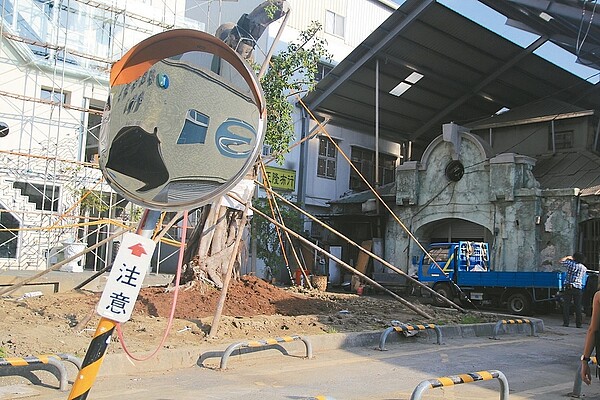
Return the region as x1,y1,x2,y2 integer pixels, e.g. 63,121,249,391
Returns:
99,31,265,211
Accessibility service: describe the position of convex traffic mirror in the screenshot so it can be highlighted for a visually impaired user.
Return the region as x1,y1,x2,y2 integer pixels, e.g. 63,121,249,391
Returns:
99,29,266,210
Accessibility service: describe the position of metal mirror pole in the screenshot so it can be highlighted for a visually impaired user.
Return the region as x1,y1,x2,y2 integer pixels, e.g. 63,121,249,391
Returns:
67,210,161,400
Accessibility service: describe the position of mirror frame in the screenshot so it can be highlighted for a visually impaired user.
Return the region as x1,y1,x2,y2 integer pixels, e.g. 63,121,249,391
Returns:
101,29,266,210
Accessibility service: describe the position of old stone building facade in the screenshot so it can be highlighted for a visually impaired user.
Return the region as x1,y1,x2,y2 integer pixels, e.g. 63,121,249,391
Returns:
387,103,600,275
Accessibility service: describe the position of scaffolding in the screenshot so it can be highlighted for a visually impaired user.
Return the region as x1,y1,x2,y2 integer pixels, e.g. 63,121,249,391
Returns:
0,0,206,272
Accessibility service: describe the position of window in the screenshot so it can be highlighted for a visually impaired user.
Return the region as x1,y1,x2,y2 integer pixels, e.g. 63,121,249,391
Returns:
316,62,333,82
13,182,60,212
85,101,104,163
317,136,336,179
555,130,574,149
262,144,272,157
325,10,345,38
349,147,396,191
0,206,19,258
548,129,575,151
41,87,69,105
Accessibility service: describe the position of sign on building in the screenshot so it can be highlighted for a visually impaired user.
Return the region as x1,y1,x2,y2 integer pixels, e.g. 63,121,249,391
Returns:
264,166,296,191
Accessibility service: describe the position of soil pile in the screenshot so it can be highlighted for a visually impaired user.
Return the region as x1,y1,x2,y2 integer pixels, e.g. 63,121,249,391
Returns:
0,275,499,358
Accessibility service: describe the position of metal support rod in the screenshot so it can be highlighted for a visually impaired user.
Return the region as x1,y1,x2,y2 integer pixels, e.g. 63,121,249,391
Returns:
258,9,290,79
241,197,433,319
68,210,161,400
0,355,70,391
375,58,380,186
378,323,443,350
73,211,183,290
255,182,465,312
572,357,597,398
258,161,312,289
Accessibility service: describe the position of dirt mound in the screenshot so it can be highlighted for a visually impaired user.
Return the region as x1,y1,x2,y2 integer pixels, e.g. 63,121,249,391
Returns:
135,275,336,319
0,275,500,358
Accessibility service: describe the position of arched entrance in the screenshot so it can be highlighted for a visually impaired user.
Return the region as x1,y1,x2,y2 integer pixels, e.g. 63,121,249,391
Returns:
417,218,493,245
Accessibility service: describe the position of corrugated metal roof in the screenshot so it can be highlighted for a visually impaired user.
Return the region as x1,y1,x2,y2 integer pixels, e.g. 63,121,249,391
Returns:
533,150,600,195
303,0,600,153
478,0,600,71
329,181,396,204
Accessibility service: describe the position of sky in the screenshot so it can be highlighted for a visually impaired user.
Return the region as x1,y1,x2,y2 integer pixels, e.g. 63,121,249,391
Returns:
394,0,600,83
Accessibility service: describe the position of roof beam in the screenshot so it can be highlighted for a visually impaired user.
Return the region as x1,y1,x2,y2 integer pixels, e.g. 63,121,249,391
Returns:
412,35,548,141
315,106,412,141
304,0,436,110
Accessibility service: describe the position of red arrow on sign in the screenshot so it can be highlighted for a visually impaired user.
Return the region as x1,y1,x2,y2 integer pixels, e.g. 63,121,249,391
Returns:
129,243,147,257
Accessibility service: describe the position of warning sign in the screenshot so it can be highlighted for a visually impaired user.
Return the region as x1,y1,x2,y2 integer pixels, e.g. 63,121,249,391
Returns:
96,232,156,323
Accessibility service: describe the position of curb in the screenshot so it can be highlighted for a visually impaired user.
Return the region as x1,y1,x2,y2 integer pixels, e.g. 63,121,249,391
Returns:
98,316,544,377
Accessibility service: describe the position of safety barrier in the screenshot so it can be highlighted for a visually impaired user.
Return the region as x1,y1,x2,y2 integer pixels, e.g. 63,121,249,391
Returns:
378,323,443,350
220,335,312,370
491,318,536,340
0,353,82,391
571,356,597,398
410,369,509,400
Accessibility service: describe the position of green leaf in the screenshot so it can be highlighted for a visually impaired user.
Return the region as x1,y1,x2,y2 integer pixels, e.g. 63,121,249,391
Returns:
260,21,332,164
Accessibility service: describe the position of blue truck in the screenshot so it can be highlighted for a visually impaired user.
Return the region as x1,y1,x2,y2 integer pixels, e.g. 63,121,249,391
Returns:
417,241,569,315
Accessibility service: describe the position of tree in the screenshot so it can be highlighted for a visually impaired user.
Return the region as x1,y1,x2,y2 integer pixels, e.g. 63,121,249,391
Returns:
252,197,302,281
177,9,331,289
260,21,330,162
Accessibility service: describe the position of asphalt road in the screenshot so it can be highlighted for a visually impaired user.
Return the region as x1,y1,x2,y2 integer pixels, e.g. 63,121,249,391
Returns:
3,314,600,400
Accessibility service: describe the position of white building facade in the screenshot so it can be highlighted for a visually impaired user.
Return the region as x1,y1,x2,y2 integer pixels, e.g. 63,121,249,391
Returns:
0,0,399,273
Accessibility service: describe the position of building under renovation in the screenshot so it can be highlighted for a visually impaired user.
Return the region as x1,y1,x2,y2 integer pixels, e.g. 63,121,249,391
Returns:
0,0,198,272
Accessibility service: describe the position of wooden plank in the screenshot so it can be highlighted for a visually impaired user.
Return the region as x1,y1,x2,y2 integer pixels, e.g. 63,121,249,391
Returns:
356,240,372,274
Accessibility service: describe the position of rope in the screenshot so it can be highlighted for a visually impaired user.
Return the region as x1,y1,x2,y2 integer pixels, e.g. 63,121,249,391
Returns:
115,210,188,362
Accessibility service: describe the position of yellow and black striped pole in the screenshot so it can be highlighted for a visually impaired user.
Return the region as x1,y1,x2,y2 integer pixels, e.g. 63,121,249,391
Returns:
68,210,160,399
67,318,116,399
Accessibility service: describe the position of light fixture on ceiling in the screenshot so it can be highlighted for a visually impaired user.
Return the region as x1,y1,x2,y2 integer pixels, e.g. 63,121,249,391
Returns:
405,71,423,84
389,82,411,96
539,12,552,22
389,71,424,97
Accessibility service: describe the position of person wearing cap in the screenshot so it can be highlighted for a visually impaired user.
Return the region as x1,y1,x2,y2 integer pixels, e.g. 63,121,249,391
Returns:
561,252,588,328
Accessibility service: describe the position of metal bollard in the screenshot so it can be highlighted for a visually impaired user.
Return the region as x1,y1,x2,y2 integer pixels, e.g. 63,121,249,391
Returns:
52,353,83,370
491,318,537,340
0,354,81,391
410,369,509,400
378,323,443,350
220,335,312,370
571,356,597,398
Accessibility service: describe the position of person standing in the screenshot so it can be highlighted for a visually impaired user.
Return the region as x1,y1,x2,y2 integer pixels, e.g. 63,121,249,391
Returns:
561,252,588,328
580,290,600,385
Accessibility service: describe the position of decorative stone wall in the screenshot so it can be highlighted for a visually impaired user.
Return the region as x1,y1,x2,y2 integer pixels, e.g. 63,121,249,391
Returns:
387,124,579,273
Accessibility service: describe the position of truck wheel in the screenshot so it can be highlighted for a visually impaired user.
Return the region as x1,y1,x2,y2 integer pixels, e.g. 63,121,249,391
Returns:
433,283,452,307
507,293,532,315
